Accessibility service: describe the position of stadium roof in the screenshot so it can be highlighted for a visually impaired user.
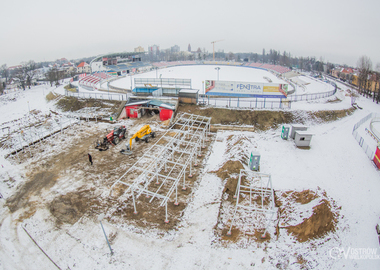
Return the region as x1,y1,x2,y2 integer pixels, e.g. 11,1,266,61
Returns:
91,52,144,63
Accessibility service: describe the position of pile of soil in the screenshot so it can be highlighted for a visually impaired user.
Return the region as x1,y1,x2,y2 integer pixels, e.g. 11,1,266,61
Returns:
56,96,122,113
212,160,244,180
211,160,244,201
281,189,319,204
292,190,318,204
286,199,336,242
177,104,355,131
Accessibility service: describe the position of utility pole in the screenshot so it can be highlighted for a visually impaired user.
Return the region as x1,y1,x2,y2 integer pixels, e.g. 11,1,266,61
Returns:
215,67,220,81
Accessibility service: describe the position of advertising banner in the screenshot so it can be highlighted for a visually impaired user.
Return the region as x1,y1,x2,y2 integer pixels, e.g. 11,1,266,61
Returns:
205,80,288,98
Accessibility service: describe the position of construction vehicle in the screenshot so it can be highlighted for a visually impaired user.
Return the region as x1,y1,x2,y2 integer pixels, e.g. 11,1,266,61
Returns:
126,125,155,151
95,125,127,151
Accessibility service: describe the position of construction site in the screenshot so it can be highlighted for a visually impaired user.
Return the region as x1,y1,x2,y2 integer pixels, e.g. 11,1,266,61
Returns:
0,74,380,269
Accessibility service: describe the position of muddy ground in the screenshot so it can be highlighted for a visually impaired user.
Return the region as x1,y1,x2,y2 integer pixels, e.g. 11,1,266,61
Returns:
5,111,212,231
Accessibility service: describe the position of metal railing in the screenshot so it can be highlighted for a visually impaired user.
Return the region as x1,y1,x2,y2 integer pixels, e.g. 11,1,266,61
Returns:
65,91,129,101
370,117,380,141
288,87,337,102
197,82,336,109
352,113,380,160
198,96,291,109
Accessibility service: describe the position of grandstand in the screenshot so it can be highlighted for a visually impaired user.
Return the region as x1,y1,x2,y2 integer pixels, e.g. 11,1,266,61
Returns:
239,62,292,74
78,72,114,91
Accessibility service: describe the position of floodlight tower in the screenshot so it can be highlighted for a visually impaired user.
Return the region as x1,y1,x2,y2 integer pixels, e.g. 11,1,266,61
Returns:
211,40,224,61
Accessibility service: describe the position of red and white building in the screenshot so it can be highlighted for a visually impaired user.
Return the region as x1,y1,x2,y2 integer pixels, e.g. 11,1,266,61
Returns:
77,62,91,74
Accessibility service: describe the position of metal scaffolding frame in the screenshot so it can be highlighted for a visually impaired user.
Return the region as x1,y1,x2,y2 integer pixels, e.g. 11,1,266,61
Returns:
227,169,276,238
110,113,211,223
0,114,80,160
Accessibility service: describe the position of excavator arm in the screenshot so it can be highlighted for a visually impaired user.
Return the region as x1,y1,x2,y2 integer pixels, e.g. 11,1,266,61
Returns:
127,125,152,151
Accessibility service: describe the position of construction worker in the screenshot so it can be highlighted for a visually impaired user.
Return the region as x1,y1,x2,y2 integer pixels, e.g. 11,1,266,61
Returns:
88,153,93,165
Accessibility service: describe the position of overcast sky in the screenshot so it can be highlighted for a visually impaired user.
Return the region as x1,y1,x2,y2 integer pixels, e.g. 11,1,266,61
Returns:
1,0,379,67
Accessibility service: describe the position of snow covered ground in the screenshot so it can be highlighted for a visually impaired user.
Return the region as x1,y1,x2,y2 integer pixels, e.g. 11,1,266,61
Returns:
1,76,380,269
110,65,293,94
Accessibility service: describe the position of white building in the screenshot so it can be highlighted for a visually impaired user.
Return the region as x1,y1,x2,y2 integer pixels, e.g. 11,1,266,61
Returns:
77,62,91,74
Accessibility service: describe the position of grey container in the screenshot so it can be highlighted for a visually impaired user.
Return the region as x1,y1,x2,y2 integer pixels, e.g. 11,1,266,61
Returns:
290,124,308,139
249,151,260,171
294,131,313,147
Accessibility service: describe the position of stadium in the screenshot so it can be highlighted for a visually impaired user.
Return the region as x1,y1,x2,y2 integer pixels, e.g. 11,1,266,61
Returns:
74,52,336,110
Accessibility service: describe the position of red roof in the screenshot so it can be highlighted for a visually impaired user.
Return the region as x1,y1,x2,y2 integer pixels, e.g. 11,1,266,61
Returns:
77,62,88,68
341,68,354,74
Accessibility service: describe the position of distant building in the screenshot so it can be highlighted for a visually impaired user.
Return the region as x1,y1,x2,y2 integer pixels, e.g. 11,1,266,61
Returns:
171,45,180,53
8,65,22,71
134,46,145,53
149,45,160,56
188,44,191,52
77,62,91,74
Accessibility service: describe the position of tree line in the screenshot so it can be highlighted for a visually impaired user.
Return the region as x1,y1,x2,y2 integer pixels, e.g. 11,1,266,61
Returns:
356,56,380,104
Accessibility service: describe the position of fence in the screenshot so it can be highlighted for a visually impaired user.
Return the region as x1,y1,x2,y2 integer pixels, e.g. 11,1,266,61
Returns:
352,113,380,160
197,83,337,109
287,86,337,102
198,95,291,109
66,90,129,101
370,118,380,141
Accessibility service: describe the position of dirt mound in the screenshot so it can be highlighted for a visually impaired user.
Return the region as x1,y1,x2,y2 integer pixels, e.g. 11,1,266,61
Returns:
177,104,295,130
212,160,244,180
281,189,319,204
56,96,122,113
310,109,354,122
176,104,355,131
223,177,238,200
211,160,244,200
286,199,336,242
292,190,318,204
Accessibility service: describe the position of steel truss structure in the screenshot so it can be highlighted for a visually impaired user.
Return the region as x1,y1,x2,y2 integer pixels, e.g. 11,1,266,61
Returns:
110,113,211,223
0,114,79,160
227,169,276,238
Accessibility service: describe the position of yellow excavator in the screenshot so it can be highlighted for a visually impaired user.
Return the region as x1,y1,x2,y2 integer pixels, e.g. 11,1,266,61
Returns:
126,125,155,151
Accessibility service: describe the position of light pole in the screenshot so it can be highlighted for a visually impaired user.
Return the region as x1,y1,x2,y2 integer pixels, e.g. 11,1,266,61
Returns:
215,67,220,81
98,214,113,256
130,74,133,91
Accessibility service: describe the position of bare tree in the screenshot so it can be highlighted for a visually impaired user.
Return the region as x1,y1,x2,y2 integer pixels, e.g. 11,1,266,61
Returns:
45,68,61,87
13,67,27,90
0,64,9,83
24,61,37,89
373,63,380,103
12,61,37,90
357,56,372,97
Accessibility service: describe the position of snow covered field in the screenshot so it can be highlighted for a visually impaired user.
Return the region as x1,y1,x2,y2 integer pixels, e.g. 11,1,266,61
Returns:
110,65,293,94
1,77,380,269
